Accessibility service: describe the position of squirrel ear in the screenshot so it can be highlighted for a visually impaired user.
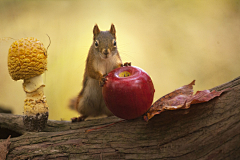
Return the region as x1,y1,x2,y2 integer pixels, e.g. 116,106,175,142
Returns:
110,24,116,38
93,24,100,38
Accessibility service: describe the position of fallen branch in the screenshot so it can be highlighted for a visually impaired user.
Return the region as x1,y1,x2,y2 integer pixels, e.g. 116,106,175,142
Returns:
0,77,240,160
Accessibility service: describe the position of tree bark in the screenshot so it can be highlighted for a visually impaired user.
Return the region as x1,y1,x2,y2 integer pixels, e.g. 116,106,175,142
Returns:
0,77,240,160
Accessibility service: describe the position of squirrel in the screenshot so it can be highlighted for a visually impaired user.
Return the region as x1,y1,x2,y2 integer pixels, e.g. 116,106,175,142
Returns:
71,24,131,122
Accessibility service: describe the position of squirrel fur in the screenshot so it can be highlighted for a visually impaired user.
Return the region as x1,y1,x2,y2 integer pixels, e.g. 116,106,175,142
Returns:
72,24,123,122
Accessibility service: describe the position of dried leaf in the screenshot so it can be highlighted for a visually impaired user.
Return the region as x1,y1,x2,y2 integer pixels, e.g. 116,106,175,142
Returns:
144,80,230,122
0,135,11,160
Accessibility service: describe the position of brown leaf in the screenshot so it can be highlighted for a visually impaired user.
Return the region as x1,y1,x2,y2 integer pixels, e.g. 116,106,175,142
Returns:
144,80,230,122
190,89,230,105
0,135,11,160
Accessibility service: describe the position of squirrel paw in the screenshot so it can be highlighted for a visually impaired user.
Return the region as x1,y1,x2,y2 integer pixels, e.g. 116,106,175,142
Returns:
71,116,87,123
122,62,131,67
99,74,108,87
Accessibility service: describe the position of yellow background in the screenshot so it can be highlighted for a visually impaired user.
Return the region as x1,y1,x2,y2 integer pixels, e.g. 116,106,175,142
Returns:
0,0,239,121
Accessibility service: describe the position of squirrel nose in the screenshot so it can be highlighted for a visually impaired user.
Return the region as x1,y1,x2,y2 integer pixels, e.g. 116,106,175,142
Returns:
102,49,109,55
104,51,108,55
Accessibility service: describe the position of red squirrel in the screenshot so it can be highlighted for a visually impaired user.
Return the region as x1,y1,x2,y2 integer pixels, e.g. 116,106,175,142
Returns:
71,24,130,122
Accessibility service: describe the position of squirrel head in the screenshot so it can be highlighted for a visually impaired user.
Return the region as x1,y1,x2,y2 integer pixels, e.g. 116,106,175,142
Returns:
92,24,118,59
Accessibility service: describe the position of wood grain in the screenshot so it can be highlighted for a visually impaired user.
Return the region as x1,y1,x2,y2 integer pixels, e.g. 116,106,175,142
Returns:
0,76,239,160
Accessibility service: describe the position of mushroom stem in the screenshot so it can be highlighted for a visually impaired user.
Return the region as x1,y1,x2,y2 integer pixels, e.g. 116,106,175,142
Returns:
22,75,49,131
23,74,45,93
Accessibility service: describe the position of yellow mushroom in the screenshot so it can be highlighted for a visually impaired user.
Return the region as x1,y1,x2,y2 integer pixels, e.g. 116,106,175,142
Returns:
8,37,49,131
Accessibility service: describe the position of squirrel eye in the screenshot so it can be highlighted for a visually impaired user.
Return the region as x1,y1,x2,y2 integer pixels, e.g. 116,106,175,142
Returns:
95,40,99,48
113,39,117,47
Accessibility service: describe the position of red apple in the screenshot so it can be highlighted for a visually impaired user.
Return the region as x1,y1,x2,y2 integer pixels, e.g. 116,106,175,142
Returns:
102,66,155,120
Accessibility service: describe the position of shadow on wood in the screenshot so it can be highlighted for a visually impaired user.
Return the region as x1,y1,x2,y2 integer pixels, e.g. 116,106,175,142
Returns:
0,77,240,160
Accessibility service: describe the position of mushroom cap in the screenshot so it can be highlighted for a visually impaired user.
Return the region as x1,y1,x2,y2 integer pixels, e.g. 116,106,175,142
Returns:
8,37,47,80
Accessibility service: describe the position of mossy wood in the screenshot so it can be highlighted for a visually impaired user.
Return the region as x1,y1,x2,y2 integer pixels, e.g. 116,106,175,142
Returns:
0,77,240,160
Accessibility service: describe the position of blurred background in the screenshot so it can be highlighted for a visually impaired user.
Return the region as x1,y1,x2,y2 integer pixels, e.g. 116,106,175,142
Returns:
0,0,239,121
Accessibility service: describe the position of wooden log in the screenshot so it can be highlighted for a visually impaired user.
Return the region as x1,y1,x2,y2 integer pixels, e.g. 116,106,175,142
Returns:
0,77,240,160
